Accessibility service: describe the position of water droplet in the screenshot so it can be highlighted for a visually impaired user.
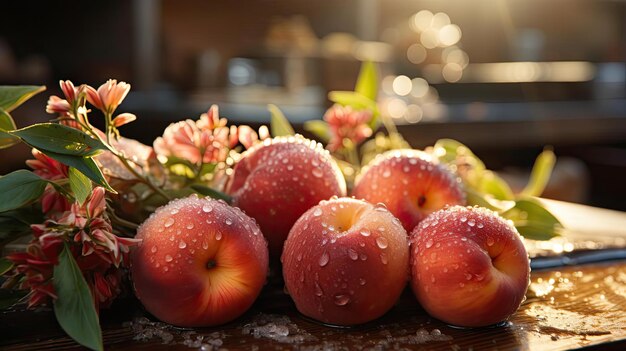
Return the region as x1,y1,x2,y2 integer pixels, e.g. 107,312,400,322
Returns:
164,218,175,228
359,253,368,261
202,204,213,213
170,208,179,215
150,246,157,253
178,240,187,249
460,216,467,223
459,282,465,288
202,240,209,250
348,248,358,261
313,208,323,217
425,239,434,248
186,223,194,230
468,219,476,227
163,266,169,272
359,278,366,286
315,282,323,297
215,232,223,240
477,223,484,229
319,252,329,267
382,170,391,178
403,166,410,173
487,237,495,246
380,252,388,264
465,273,472,280
165,255,173,262
225,218,233,226
334,294,350,306
312,168,324,178
376,237,389,249
360,229,371,237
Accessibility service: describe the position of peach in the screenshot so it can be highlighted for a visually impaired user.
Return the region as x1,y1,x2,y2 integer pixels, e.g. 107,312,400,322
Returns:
409,206,530,327
227,135,346,257
352,149,465,233
282,197,409,325
131,195,268,327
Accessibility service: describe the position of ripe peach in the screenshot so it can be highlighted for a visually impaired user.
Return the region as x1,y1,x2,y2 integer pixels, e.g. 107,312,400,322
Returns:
410,206,530,327
131,195,268,327
352,149,465,233
227,135,346,257
282,197,409,325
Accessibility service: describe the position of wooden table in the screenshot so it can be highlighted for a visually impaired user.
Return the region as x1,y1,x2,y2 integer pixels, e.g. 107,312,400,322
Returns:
2,200,626,350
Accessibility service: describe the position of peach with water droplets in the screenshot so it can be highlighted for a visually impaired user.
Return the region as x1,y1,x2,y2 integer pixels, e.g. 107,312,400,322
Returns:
409,206,530,327
282,198,409,325
227,135,346,257
131,195,268,327
352,149,465,233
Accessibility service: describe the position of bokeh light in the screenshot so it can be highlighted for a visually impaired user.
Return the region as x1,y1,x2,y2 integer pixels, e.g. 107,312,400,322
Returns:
407,43,427,64
392,75,413,96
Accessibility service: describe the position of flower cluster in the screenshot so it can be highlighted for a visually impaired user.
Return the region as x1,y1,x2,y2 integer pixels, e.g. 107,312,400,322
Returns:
324,104,373,152
3,187,140,309
154,105,268,165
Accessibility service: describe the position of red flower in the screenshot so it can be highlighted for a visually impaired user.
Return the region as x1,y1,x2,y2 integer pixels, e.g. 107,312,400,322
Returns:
26,149,71,215
2,187,141,309
323,104,373,151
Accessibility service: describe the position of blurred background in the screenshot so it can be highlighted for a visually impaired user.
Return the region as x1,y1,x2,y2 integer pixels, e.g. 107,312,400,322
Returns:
1,0,625,210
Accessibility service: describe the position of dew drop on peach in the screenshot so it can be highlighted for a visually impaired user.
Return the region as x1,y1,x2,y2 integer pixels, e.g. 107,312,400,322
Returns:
319,252,329,267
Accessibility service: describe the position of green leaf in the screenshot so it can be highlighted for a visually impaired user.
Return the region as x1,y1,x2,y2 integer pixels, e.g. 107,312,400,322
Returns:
69,167,92,205
328,91,378,111
190,184,233,203
478,171,515,201
0,206,44,249
303,120,330,143
0,257,13,275
0,289,27,310
0,109,19,149
43,151,115,193
521,148,556,197
0,85,46,113
354,61,378,101
268,104,295,137
53,244,103,351
0,170,48,213
11,123,106,157
503,197,562,240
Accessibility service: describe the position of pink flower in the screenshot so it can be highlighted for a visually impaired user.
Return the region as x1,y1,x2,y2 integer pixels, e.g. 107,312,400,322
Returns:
324,104,373,151
59,80,78,104
111,112,136,127
154,106,231,164
46,95,71,115
154,105,267,165
85,79,131,114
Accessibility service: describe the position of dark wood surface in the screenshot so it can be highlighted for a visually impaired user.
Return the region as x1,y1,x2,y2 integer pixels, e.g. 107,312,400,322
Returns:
2,200,626,350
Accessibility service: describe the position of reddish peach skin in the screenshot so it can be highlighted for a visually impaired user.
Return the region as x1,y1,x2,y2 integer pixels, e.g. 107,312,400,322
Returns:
409,206,530,327
352,149,465,233
282,198,409,326
131,195,268,327
227,135,346,257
